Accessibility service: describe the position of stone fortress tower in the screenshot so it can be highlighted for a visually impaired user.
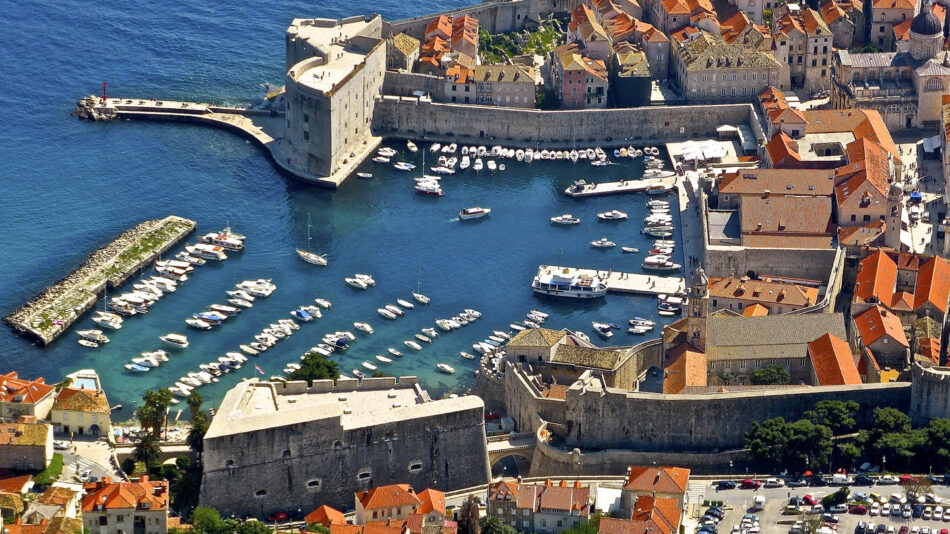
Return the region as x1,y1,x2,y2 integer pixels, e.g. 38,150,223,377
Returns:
687,267,709,351
885,181,904,250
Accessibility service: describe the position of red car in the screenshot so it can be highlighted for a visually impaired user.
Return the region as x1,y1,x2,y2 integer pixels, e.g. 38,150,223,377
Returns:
267,512,289,523
803,495,818,506
899,527,909,534
741,479,761,489
849,505,868,515
900,475,918,485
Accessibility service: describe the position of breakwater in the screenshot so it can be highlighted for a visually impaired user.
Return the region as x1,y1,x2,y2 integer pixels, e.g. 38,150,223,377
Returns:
4,215,196,345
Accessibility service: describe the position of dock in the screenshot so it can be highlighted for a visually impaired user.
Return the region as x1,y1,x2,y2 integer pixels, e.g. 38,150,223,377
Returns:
4,216,196,345
536,265,685,296
565,176,677,197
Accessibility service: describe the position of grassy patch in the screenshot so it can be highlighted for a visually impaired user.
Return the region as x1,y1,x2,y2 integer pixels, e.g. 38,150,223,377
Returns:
34,453,63,486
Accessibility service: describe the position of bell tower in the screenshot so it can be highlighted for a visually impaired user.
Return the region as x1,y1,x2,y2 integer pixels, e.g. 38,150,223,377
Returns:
885,182,904,250
687,266,709,352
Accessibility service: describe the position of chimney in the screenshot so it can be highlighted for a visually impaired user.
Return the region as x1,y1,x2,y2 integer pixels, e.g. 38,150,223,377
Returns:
103,477,112,485
517,475,523,483
139,475,148,483
559,480,567,487
939,303,950,366
574,481,582,489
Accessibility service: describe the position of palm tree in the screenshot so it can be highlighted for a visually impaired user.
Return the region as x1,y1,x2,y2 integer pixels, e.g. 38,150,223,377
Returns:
480,516,506,534
186,391,203,421
459,496,481,534
133,433,162,474
187,410,210,456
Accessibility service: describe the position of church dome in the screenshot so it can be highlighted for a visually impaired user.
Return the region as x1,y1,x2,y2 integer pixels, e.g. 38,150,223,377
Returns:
691,267,708,287
911,1,942,36
889,181,904,198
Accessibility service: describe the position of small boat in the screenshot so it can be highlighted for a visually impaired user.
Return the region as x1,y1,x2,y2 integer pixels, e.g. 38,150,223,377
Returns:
422,327,439,338
510,323,526,331
314,298,331,309
378,147,397,157
591,160,609,167
551,214,580,225
78,339,99,349
385,304,404,316
642,227,674,238
354,273,375,286
77,329,109,343
413,292,430,304
209,304,241,316
459,207,491,220
592,321,613,339
429,143,442,153
646,183,674,195
186,318,212,330
590,238,616,248
437,363,456,374
376,355,393,363
407,140,418,152
345,277,368,290
352,370,366,379
228,298,253,308
92,313,123,330
396,298,415,309
473,159,484,172
250,341,269,352
415,333,432,344
430,166,455,175
493,330,511,340
388,348,404,358
125,363,149,372
354,322,374,334
487,160,497,172
647,199,670,208
160,333,189,349
597,210,628,221
362,361,378,371
642,256,682,272
628,325,651,335
460,156,471,170
621,247,640,253
291,309,313,322
404,340,423,351
228,289,255,301
240,344,259,355
378,308,397,319
372,156,391,163
415,181,444,196
356,172,373,179
393,161,416,171
236,279,276,297
488,335,505,343
460,351,476,360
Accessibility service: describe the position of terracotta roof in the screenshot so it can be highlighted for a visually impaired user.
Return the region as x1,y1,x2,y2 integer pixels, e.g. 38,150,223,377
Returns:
921,337,941,364
743,303,770,316
835,170,887,208
417,489,445,516
425,16,452,40
0,475,33,494
0,422,49,447
765,132,802,166
821,0,847,24
445,64,472,84
838,220,885,246
1,520,47,534
872,0,915,10
855,249,897,303
81,476,168,512
37,486,75,507
740,195,835,249
896,252,921,271
599,497,681,534
488,480,519,502
663,342,707,394
0,372,54,405
507,328,567,348
407,514,424,534
890,291,914,312
662,0,691,16
808,333,862,386
720,168,834,197
623,466,690,494
804,109,901,164
53,387,110,414
854,305,909,347
357,484,421,511
708,276,819,308
803,8,832,35
509,482,591,516
836,138,891,196
914,256,950,313
306,505,346,527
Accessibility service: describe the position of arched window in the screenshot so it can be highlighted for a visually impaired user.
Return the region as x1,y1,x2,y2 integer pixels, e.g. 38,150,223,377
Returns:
925,78,945,92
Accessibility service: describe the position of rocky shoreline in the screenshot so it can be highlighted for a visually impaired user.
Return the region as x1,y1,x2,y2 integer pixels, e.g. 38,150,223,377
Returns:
4,216,195,344
72,95,116,121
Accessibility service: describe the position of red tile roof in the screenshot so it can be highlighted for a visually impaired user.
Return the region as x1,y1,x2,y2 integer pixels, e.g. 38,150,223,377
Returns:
708,277,820,308
0,475,32,494
719,169,835,197
0,372,54,405
914,256,950,314
598,497,681,534
425,16,452,40
854,305,909,347
855,249,897,304
623,466,690,494
740,195,835,249
808,333,862,386
663,342,707,394
81,476,168,512
921,337,941,365
417,489,445,516
357,485,421,511
804,109,901,164
765,132,802,167
507,481,591,516
306,505,346,527
743,303,770,316
838,220,885,246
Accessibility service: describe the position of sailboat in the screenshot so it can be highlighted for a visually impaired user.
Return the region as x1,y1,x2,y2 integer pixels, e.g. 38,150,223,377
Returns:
412,267,430,304
296,213,327,266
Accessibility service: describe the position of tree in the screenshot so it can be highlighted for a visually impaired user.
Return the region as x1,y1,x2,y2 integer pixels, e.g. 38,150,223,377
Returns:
133,433,162,474
138,389,173,440
536,89,560,110
371,370,388,378
187,391,204,420
190,507,222,533
480,517,516,534
458,496,481,534
822,486,850,508
288,353,339,383
922,418,950,472
805,400,859,435
784,419,833,470
187,410,210,455
870,407,912,450
121,457,136,475
308,525,330,534
872,431,925,471
745,417,789,466
749,365,790,385
838,443,861,469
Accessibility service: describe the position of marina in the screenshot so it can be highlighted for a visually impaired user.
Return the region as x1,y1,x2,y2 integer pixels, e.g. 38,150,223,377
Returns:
534,265,685,296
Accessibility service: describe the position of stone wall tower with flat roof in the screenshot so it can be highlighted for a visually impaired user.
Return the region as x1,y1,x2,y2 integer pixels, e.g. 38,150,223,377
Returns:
885,181,904,251
687,267,709,352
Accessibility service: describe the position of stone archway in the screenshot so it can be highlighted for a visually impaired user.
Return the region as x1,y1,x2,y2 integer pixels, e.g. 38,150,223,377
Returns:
490,453,534,477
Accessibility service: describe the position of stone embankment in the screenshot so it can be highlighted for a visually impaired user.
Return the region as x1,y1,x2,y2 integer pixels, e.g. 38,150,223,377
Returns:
4,216,196,345
73,96,117,121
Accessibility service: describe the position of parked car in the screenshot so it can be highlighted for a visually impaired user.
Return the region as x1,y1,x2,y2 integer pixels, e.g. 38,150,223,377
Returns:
924,508,934,520
850,505,868,515
267,512,289,523
856,521,868,534
901,475,918,485
804,495,819,506
706,507,724,518
855,475,875,486
789,477,808,487
890,493,907,504
914,505,924,518
53,440,69,450
810,476,828,487
822,514,840,523
870,502,880,516
903,504,912,518
882,504,891,516
832,504,849,513
741,479,761,489
879,475,899,485
716,481,736,490
765,478,785,488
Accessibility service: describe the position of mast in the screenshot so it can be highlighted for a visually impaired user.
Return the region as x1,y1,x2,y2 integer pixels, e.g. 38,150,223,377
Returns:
306,213,313,253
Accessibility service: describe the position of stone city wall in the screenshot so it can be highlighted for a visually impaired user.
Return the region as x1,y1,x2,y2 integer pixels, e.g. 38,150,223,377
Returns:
384,0,537,38
911,363,950,422
471,367,507,414
371,97,761,149
383,71,447,99
704,244,840,281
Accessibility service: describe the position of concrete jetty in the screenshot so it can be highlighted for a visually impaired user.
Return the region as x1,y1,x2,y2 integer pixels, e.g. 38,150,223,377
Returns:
4,215,196,345
564,176,677,198
535,265,685,296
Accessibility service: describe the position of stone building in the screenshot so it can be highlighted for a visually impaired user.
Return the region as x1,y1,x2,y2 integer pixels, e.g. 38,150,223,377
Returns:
0,419,52,471
671,32,789,103
387,33,420,71
832,1,950,130
487,479,592,533
281,16,386,183
620,466,689,511
50,387,111,439
707,275,821,314
81,476,169,534
0,372,55,420
473,65,537,108
599,497,682,534
354,484,422,524
569,5,613,60
550,43,610,108
200,378,488,517
821,0,866,50
807,333,863,385
609,42,653,106
852,305,910,368
772,6,834,93
869,0,918,50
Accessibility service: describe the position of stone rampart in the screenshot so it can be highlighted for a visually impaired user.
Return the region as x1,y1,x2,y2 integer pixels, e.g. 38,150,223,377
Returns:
371,97,761,149
704,244,840,281
385,0,537,38
383,71,447,99
911,363,950,422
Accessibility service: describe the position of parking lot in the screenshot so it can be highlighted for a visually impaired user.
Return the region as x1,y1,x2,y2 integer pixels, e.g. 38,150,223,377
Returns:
700,478,950,534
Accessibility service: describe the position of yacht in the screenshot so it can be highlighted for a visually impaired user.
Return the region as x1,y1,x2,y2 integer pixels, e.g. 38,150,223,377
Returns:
240,344,259,355
314,298,332,309
92,312,123,330
590,238,617,248
415,181,444,196
404,340,423,351
592,322,614,339
621,247,640,253
356,172,373,179
354,273,376,286
459,207,491,220
376,355,393,364
160,333,189,349
412,292,430,304
460,351,476,360
186,317,212,330
237,279,276,297
77,329,109,343
597,210,628,221
550,214,581,225
532,267,608,298
297,249,327,266
642,255,682,272
199,232,244,251
385,304,404,316
378,308,397,320
437,363,456,375
388,348,404,358
354,322,374,334
345,277,367,290
396,298,415,310
186,243,228,260
646,183,674,195
415,333,432,344
393,161,416,171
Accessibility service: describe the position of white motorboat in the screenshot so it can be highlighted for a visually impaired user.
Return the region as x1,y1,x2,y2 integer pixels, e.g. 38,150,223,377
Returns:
422,327,438,338
250,341,269,352
385,304,404,316
394,161,416,171
429,143,441,153
592,321,614,339
647,199,670,209
92,313,123,330
459,207,491,220
436,319,454,331
464,308,481,318
227,289,255,301
77,329,109,343
209,304,241,316
378,308,397,320
437,363,456,374
510,323,526,331
493,330,511,339
622,247,640,253
460,351,476,360
228,298,253,308
354,322,374,334
430,166,455,175
388,348,404,358
125,363,149,372
415,181,444,196
186,317,212,330
413,292,430,304
415,333,432,344
78,339,99,349
551,214,580,225
372,156,391,163
446,143,458,153
404,340,423,351
460,156,471,170
372,354,391,365
345,277,368,290
359,361,378,372
240,344,259,355
590,238,617,248
645,183,675,194
314,298,332,309
407,141,418,153
356,172,373,179
354,273,375,286
160,333,189,349
186,243,228,260
516,149,524,161
132,356,160,368
642,255,682,272
473,159,484,172
199,232,244,251
378,147,397,157
533,267,607,298
487,160,497,172
396,298,415,309
597,210,628,221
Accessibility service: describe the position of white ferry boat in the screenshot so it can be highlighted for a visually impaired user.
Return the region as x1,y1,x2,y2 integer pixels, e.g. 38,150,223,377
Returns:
186,243,228,260
532,267,607,299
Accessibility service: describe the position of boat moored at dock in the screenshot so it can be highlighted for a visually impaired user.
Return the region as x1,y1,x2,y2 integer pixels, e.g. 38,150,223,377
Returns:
532,267,607,299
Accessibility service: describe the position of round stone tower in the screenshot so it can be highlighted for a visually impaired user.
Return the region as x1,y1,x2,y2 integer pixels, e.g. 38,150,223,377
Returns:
910,0,943,61
911,363,950,422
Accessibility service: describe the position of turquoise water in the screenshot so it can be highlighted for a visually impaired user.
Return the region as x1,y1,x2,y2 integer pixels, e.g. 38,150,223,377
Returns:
0,0,681,414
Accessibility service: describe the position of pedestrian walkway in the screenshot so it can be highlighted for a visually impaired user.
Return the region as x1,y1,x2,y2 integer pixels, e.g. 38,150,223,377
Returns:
676,169,706,272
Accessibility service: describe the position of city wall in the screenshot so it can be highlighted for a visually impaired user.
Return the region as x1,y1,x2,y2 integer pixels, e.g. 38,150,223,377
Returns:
371,97,762,149
384,0,538,38
704,244,840,282
383,71,447,99
911,363,950,422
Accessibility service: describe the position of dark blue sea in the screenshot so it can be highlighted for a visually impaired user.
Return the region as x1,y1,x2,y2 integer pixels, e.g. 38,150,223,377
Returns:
0,0,682,417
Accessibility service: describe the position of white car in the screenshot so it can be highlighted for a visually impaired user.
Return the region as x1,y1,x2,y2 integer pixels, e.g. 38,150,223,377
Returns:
870,502,880,516
78,469,91,481
53,440,69,450
934,506,944,520
882,503,891,515
765,478,785,488
879,475,899,485
923,507,933,520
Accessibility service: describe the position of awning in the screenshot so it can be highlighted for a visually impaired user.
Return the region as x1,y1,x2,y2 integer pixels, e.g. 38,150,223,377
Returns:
922,135,941,153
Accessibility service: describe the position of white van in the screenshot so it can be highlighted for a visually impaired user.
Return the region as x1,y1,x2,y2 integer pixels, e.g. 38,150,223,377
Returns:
753,495,766,511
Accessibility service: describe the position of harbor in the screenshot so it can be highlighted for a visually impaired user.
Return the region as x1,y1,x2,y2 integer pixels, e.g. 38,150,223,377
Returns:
4,216,195,345
534,265,685,296
564,176,678,197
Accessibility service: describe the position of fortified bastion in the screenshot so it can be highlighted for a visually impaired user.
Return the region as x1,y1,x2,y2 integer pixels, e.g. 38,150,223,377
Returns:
911,363,950,422
200,377,489,517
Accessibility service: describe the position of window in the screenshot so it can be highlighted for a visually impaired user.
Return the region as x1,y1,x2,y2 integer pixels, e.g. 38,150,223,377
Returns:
282,449,292,459
409,462,423,472
452,85,457,92
864,215,871,222
255,489,267,497
62,413,68,421
307,479,322,490
851,214,856,221
811,59,817,67
303,131,309,141
303,114,309,123
358,470,372,481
